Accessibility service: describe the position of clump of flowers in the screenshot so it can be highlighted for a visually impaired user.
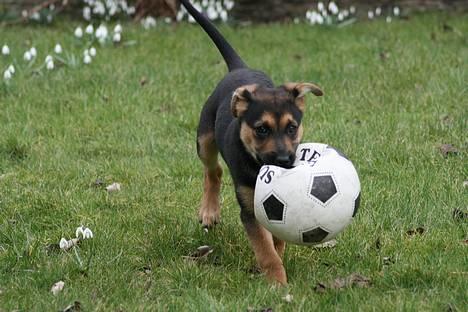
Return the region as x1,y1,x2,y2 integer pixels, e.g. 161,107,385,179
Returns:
305,2,403,26
176,0,235,23
59,225,94,251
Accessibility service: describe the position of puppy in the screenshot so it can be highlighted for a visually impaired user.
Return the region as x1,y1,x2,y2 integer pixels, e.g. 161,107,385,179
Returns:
180,0,323,285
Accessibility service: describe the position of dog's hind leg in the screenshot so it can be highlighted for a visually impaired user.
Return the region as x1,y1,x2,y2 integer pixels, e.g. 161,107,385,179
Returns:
197,111,223,228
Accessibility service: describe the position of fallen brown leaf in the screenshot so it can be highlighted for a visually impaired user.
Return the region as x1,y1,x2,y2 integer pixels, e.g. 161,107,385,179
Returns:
140,76,148,86
439,144,459,157
315,273,371,293
406,227,425,236
62,301,81,312
182,245,213,261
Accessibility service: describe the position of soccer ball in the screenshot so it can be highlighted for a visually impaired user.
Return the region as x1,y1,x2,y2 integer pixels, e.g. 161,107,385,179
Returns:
254,143,361,246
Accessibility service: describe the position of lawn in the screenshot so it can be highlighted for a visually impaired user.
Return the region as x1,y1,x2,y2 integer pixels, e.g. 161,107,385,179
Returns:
0,12,467,311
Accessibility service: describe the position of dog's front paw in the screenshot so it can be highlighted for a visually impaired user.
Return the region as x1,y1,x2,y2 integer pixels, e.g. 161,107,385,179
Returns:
198,207,220,228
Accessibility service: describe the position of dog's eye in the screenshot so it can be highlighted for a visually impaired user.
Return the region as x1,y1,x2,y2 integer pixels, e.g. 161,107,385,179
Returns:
286,124,298,136
255,126,270,138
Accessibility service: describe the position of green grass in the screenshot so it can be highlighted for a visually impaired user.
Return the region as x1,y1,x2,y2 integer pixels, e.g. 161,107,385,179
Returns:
0,13,467,311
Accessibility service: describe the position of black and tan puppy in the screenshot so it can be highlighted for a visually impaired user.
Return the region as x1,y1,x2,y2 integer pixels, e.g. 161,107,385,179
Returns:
180,0,323,284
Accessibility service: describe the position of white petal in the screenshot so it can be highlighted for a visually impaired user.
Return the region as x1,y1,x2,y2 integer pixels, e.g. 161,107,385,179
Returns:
113,32,121,43
46,60,54,70
59,238,68,250
75,226,85,238
45,55,53,64
50,281,65,295
106,182,121,192
24,51,32,61
83,228,93,239
2,45,10,55
89,47,96,57
3,70,12,80
85,24,94,35
54,44,62,54
84,54,92,64
7,65,14,74
74,27,83,38
114,24,122,33
29,47,37,57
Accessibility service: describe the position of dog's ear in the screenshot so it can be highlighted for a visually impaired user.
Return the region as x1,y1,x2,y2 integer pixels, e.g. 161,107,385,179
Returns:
283,82,323,112
231,84,258,118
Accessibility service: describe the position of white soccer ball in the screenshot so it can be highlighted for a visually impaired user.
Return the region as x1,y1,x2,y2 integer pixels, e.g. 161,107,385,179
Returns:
254,143,361,246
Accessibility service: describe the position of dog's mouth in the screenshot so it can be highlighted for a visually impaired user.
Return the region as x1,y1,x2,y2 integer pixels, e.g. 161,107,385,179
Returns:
258,153,296,169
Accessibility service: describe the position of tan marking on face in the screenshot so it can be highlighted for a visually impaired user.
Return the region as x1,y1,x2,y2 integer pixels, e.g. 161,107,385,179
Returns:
255,112,277,130
279,113,294,129
240,122,258,160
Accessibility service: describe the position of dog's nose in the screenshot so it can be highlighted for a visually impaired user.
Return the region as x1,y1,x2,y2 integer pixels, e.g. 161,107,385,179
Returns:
275,154,293,168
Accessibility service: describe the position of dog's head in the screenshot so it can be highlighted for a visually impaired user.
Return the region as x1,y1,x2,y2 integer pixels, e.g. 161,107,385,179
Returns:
231,82,323,168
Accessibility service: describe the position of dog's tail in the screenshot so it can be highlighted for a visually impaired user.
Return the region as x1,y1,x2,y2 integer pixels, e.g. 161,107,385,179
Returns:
180,0,247,72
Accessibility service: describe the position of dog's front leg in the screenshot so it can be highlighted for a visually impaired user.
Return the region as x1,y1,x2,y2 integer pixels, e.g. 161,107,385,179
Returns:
236,185,287,285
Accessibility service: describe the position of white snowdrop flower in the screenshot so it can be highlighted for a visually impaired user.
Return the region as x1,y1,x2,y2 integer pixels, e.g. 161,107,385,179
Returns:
54,44,62,54
113,32,121,43
306,11,311,20
89,47,96,57
2,45,10,55
376,7,382,16
22,10,28,18
30,47,37,57
3,69,12,80
202,0,208,7
343,9,349,18
317,2,325,12
49,4,55,10
328,2,339,15
83,228,93,239
393,7,400,16
106,182,121,192
386,16,392,23
75,225,85,238
45,55,53,64
225,0,234,10
316,13,324,25
7,64,14,74
368,11,374,19
95,24,109,41
59,238,68,250
350,6,356,14
74,27,83,38
207,7,218,20
85,24,94,35
114,23,122,33
220,10,228,22
23,51,32,61
50,281,65,296
93,1,105,15
31,12,40,21
164,17,172,24
83,6,91,20
46,60,54,70
109,4,117,17
338,12,344,21
84,54,92,64
127,6,136,15
188,15,196,23
293,17,299,24
176,10,184,22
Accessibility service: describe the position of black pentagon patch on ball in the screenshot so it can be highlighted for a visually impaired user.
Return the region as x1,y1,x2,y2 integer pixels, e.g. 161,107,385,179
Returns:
353,192,361,217
302,227,329,243
262,194,285,222
310,175,337,204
